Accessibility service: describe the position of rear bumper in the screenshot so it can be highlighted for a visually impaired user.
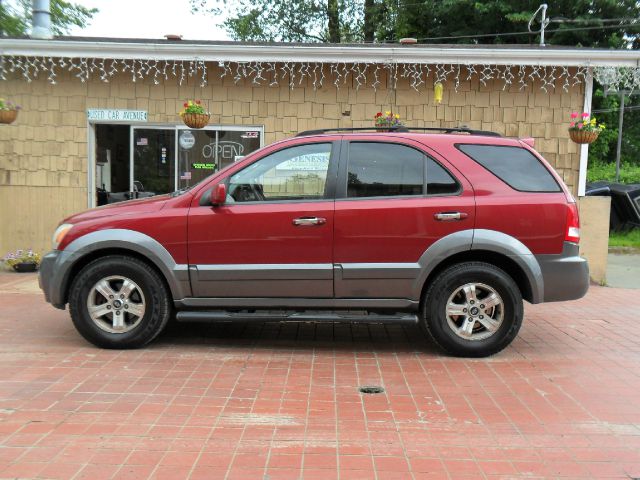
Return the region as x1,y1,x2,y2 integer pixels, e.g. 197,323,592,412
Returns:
536,242,589,303
39,250,71,310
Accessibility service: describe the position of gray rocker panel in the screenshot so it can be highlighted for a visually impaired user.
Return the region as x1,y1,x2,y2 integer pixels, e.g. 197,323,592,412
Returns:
176,296,418,310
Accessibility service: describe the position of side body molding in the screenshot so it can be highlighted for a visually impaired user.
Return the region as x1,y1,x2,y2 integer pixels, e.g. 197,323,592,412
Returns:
57,229,190,304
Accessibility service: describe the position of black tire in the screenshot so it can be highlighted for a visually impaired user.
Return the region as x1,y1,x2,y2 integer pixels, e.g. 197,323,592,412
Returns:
68,255,172,349
421,262,523,357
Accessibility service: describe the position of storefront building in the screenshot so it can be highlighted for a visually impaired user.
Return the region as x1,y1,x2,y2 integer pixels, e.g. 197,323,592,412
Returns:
1,38,639,257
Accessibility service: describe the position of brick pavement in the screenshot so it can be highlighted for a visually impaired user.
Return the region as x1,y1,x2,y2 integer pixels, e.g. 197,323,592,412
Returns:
0,273,639,479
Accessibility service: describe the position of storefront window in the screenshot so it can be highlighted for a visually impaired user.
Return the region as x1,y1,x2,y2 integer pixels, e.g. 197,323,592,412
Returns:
94,124,263,205
177,128,261,191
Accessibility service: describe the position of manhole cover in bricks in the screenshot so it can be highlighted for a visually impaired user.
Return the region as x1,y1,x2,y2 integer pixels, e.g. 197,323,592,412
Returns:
359,385,385,394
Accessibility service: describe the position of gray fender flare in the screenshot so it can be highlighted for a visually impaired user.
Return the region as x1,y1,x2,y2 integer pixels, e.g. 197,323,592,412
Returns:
412,229,543,303
60,229,190,302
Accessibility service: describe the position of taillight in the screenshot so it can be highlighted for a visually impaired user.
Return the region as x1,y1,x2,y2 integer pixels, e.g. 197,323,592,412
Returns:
565,202,580,244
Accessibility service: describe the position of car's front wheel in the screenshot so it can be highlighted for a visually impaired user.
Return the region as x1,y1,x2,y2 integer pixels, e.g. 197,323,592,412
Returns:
68,255,171,348
422,262,523,357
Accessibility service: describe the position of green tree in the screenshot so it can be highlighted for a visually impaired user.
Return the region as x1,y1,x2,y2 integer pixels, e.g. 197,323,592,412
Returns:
0,0,97,37
393,0,640,48
190,0,366,43
191,0,640,47
590,89,640,167
589,89,620,163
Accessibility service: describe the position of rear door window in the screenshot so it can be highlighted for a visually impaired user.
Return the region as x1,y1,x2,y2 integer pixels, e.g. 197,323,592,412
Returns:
426,158,460,195
346,142,424,198
457,144,561,192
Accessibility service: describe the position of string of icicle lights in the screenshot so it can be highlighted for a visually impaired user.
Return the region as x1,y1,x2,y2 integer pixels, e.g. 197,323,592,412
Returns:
2,55,632,92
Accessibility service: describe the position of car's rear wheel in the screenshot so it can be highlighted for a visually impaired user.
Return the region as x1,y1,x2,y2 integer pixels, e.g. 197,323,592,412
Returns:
422,262,523,357
68,255,171,348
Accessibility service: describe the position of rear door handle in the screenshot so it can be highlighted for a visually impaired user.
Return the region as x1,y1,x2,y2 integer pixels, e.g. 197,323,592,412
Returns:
293,216,327,226
434,212,468,221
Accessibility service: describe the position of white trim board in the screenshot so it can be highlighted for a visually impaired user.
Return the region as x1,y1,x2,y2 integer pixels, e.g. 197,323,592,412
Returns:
2,39,640,67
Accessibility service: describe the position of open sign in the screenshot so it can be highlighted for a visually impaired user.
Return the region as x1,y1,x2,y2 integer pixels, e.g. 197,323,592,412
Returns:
202,141,245,160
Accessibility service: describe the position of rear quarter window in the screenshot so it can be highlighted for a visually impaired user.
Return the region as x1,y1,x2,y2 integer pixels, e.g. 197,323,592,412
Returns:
457,144,561,192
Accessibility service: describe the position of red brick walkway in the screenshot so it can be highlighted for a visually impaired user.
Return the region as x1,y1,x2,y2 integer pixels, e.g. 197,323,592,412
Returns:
0,273,639,479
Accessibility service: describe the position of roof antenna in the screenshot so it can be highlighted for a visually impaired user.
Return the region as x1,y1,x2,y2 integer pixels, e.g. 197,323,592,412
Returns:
528,3,549,47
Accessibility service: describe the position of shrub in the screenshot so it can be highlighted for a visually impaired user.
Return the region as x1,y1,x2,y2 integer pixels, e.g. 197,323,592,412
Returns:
587,160,640,184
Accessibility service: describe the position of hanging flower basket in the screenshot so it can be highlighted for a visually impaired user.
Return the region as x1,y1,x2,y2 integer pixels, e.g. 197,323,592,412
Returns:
567,112,604,145
179,100,210,129
182,112,210,129
0,109,18,124
569,129,599,144
0,99,20,124
374,111,403,132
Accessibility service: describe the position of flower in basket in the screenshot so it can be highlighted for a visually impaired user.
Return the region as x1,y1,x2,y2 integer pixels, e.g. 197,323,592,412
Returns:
0,98,21,124
179,100,210,129
3,248,41,268
0,98,21,111
568,112,605,144
568,112,605,133
374,111,403,128
179,99,208,116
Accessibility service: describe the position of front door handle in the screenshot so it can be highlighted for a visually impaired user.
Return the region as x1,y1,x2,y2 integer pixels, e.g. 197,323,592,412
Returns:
293,217,327,226
434,212,468,221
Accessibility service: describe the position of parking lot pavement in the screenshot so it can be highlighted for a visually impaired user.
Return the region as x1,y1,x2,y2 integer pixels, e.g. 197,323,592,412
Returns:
0,273,639,480
607,252,640,289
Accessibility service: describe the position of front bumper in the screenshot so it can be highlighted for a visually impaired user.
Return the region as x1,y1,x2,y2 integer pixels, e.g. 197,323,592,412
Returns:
39,250,71,309
536,242,589,303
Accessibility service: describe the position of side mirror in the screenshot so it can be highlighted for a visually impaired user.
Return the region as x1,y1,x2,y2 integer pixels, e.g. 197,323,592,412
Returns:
210,183,227,206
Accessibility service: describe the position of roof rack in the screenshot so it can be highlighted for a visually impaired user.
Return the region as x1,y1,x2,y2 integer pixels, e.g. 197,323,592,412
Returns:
295,126,501,137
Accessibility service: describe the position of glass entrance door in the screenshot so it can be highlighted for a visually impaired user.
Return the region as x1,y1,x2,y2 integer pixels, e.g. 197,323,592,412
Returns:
132,128,176,198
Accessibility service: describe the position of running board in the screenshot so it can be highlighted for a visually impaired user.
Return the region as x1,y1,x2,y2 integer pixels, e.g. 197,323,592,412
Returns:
175,310,419,324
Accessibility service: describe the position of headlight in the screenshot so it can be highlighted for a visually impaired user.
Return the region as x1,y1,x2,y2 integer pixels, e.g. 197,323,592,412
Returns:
52,223,73,250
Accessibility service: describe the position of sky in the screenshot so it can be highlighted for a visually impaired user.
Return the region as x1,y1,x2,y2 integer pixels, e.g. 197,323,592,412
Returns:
68,0,231,41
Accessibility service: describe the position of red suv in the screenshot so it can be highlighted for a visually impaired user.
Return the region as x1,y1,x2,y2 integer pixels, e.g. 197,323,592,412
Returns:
39,127,589,357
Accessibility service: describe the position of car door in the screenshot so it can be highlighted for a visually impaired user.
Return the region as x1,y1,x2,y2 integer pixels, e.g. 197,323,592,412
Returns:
188,139,339,298
333,138,475,300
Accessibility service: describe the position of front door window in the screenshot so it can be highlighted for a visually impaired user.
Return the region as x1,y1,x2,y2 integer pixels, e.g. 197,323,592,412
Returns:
228,143,332,202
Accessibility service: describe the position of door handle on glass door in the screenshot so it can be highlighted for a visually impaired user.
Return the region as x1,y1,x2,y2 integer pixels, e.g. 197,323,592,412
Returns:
434,212,468,221
292,217,327,226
